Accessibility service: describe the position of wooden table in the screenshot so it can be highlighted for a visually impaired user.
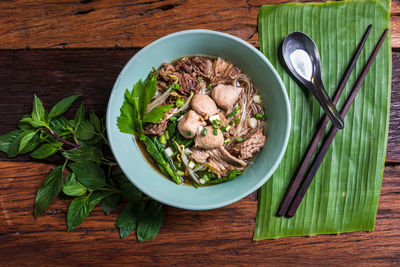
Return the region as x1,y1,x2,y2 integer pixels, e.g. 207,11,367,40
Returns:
1,1,399,266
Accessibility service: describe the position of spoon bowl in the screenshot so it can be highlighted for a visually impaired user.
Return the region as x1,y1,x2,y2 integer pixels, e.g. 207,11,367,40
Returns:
282,32,344,129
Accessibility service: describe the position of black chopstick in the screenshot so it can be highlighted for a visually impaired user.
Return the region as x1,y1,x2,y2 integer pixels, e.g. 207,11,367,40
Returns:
286,28,389,217
277,24,373,216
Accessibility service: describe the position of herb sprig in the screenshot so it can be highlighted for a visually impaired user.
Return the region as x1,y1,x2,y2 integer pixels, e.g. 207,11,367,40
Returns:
0,94,164,241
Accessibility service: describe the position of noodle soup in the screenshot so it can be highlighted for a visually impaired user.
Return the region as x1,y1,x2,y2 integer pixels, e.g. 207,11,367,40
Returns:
136,56,267,187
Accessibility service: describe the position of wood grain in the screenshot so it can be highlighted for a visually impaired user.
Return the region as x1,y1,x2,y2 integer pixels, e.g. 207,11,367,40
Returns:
0,0,398,50
0,161,399,266
1,49,399,162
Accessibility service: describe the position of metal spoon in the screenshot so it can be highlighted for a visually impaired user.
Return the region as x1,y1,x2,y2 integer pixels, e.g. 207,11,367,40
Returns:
282,32,344,129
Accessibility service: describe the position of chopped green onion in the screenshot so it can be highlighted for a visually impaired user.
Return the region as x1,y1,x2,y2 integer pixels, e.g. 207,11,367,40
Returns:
221,126,227,132
176,97,185,108
202,174,209,181
229,121,234,126
197,77,202,83
226,125,231,131
233,117,240,124
193,182,199,189
207,84,212,90
202,128,207,136
255,113,264,119
186,131,192,136
236,137,243,142
199,178,206,184
177,170,185,176
173,83,180,89
224,138,231,143
169,116,177,121
226,106,241,118
165,131,170,140
159,134,167,145
214,129,218,135
213,124,218,130
194,164,200,169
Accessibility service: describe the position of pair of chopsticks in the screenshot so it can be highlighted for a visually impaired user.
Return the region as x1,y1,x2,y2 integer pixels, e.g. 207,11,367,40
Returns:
278,25,389,217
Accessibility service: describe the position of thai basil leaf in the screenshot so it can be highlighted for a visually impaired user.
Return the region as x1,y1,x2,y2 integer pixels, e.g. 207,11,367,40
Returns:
0,130,22,154
49,94,81,119
111,167,142,201
69,161,106,190
101,193,121,215
18,130,38,153
75,120,95,140
62,173,87,197
20,117,47,128
89,112,102,133
136,200,164,242
30,143,60,159
31,95,46,122
34,165,63,218
74,103,85,130
50,116,74,137
7,131,26,157
62,146,103,164
115,201,145,239
66,191,109,231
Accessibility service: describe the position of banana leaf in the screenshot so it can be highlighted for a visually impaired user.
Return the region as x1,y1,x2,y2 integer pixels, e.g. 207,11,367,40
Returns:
254,0,392,240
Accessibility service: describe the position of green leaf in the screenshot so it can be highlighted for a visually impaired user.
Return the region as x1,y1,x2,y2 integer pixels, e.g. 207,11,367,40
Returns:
18,130,38,153
89,112,102,133
34,165,63,218
254,0,391,240
143,104,173,123
117,89,141,135
62,173,87,196
74,103,85,129
69,161,106,190
136,200,164,242
31,143,60,159
20,117,47,128
101,193,121,215
66,191,109,231
0,130,22,154
31,95,46,122
111,167,143,201
7,131,26,157
115,201,145,239
62,146,103,164
75,120,95,140
50,116,74,137
49,94,81,119
132,73,158,116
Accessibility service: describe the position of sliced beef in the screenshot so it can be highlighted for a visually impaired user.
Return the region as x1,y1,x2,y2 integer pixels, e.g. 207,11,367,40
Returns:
211,57,240,85
190,146,247,177
191,94,218,119
179,72,200,96
143,114,170,136
211,84,243,110
176,56,213,78
231,129,266,159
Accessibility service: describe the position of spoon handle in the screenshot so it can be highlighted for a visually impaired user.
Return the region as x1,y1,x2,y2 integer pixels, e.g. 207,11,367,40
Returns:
310,82,344,129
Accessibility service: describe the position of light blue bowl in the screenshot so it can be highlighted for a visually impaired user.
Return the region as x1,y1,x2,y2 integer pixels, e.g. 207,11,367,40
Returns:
107,30,291,210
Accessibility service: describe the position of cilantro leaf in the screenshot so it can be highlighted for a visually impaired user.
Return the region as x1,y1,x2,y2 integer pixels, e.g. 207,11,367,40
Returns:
117,72,158,135
143,104,173,123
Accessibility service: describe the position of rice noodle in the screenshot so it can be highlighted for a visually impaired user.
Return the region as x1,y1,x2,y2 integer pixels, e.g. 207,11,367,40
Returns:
174,141,200,184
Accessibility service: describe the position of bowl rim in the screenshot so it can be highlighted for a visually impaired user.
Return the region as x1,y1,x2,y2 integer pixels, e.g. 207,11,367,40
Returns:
106,29,291,210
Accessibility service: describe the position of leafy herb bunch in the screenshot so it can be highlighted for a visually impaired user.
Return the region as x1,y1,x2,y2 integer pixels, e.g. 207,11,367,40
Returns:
0,95,164,241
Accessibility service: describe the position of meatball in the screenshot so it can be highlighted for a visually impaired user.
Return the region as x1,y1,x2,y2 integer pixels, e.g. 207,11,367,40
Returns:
211,84,243,110
194,126,224,149
190,94,218,119
177,110,206,139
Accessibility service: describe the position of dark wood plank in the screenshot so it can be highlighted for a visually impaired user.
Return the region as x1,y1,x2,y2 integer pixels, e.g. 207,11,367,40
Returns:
0,161,399,266
1,49,399,162
0,0,398,50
